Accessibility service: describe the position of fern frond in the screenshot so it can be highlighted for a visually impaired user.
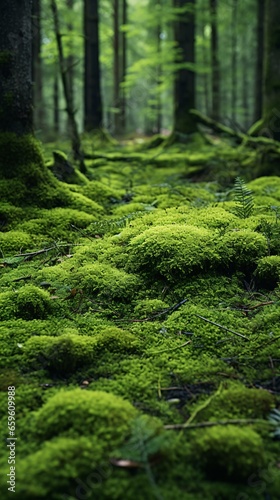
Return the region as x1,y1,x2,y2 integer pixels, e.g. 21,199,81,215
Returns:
233,177,254,219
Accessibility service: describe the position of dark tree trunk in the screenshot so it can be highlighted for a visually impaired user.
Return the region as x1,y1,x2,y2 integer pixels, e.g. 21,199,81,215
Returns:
51,0,86,173
156,0,162,134
32,0,44,131
84,0,103,131
0,0,33,134
254,0,264,122
54,66,60,133
210,0,220,121
201,21,210,116
119,0,127,133
113,0,120,133
66,0,74,134
173,0,196,135
262,0,280,141
242,29,249,130
231,0,238,125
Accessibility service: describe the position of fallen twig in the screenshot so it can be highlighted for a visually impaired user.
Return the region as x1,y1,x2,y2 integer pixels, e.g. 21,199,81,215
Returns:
194,314,249,341
164,418,271,430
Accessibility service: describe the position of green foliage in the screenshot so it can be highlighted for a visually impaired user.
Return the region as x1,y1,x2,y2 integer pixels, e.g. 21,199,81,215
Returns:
233,177,254,219
191,425,265,482
268,408,280,439
255,255,280,287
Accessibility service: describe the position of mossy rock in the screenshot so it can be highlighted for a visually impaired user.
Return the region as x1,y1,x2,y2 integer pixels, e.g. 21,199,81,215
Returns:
255,255,280,288
191,425,265,482
34,389,138,443
128,224,220,280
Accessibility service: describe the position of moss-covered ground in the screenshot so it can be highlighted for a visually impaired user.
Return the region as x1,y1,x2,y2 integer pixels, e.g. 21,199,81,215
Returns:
0,133,280,499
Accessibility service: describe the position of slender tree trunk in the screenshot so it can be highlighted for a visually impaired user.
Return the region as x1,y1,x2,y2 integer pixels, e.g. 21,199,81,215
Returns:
156,0,162,134
84,0,103,131
51,0,86,172
120,0,127,133
242,30,249,130
210,0,220,121
113,0,120,133
231,0,238,125
66,0,74,134
0,0,33,135
262,0,280,140
32,0,45,131
173,0,197,135
201,22,210,116
54,66,60,133
254,0,264,122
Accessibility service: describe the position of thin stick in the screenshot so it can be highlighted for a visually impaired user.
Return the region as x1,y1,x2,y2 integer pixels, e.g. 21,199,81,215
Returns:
194,314,249,340
148,340,191,355
164,418,271,430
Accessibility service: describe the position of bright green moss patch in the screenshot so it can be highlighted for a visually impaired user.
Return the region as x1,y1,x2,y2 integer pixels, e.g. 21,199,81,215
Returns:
255,255,280,287
34,389,138,442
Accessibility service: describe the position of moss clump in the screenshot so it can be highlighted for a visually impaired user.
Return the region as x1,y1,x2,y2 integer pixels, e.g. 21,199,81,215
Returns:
0,291,17,320
16,285,53,320
128,224,220,280
255,255,280,287
219,230,267,269
0,230,32,254
190,385,274,421
191,425,265,482
34,389,138,443
22,330,140,375
4,436,106,500
133,299,169,318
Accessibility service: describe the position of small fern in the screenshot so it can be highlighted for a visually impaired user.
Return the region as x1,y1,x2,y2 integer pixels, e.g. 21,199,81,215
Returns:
233,177,254,219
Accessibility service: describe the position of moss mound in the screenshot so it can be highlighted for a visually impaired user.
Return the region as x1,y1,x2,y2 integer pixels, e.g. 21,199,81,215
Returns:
34,389,138,442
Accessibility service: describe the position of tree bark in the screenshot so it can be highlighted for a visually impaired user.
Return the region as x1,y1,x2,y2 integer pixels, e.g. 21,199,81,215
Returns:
66,0,75,135
120,0,127,133
0,0,33,134
113,0,120,133
84,0,103,131
51,0,86,172
261,0,280,141
32,0,44,131
54,65,60,134
209,0,220,121
173,0,197,135
254,0,265,122
156,0,162,134
231,0,238,125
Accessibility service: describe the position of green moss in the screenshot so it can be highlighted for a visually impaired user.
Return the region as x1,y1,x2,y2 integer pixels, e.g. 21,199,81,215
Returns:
191,425,265,482
22,329,140,375
128,224,220,280
0,230,33,254
219,230,268,269
16,285,53,320
34,389,138,442
190,385,275,421
133,299,169,318
255,255,280,287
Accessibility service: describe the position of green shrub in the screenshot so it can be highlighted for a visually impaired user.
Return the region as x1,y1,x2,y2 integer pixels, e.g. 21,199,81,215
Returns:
191,425,265,482
34,389,138,443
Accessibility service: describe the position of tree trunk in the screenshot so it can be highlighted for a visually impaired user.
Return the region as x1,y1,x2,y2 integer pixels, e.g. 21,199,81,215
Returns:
120,0,127,133
54,65,60,134
231,0,238,125
173,0,197,135
209,0,220,121
242,29,249,130
156,0,162,134
201,21,210,116
51,0,86,173
262,0,280,141
66,0,74,135
113,0,120,133
84,0,103,131
254,0,265,123
0,0,33,134
32,0,44,131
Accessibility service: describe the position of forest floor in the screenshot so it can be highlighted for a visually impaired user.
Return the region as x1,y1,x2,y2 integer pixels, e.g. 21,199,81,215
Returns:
0,133,280,499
